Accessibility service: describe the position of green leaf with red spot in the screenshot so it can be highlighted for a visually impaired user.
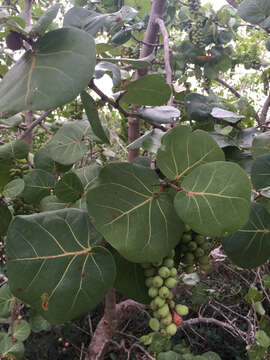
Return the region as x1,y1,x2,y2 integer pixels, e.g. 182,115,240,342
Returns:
6,209,116,324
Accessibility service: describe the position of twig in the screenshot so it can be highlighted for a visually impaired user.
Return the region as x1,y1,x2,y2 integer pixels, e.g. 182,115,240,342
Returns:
216,78,241,99
19,110,52,140
155,17,173,105
131,34,162,47
225,0,239,9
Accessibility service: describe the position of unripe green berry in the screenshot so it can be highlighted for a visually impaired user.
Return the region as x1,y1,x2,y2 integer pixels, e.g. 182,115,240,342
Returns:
175,304,189,316
168,300,175,308
161,313,172,326
163,258,174,269
198,255,210,265
158,266,171,279
150,300,159,311
149,318,160,331
159,286,171,299
167,291,173,300
184,224,191,232
148,287,159,298
187,241,197,251
165,277,178,289
195,248,205,258
168,249,175,258
182,233,192,243
170,267,178,277
154,296,166,308
182,253,195,264
144,268,155,277
184,265,195,274
166,323,177,336
158,304,170,318
153,310,161,319
201,242,210,251
145,277,153,288
152,260,163,267
152,275,164,288
194,234,205,245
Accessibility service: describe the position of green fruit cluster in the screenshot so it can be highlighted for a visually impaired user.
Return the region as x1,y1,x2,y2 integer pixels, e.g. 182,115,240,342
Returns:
188,0,204,47
179,225,211,273
141,250,189,337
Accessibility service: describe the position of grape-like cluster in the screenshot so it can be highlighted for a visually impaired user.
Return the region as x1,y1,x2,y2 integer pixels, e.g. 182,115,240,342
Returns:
179,225,211,274
141,250,189,337
9,162,29,180
188,0,204,47
12,198,36,216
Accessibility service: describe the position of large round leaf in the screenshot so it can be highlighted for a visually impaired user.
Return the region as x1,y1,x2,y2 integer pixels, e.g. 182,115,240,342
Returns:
156,125,224,181
174,161,251,237
251,132,270,158
55,172,84,202
0,140,29,165
0,333,24,360
86,162,184,263
222,202,270,268
6,209,116,324
185,93,213,121
0,284,15,318
22,169,56,204
121,74,171,106
251,154,270,190
34,146,72,173
47,121,97,165
3,178,25,199
0,27,96,116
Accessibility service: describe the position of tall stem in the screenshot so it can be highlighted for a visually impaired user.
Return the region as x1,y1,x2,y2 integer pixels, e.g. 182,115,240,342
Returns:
128,0,167,162
23,0,33,150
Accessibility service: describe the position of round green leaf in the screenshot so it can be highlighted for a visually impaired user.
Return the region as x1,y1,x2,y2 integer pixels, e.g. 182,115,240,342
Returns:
9,320,31,342
0,27,96,116
252,132,270,158
3,179,25,199
29,309,52,332
0,333,24,359
251,154,270,190
86,162,184,263
0,140,29,165
47,121,95,165
238,0,270,25
55,172,84,202
156,125,224,181
222,202,270,268
121,74,171,106
174,161,251,237
31,4,61,35
0,202,12,236
6,209,116,324
73,163,100,190
22,169,56,204
127,129,164,153
0,284,15,318
34,146,72,173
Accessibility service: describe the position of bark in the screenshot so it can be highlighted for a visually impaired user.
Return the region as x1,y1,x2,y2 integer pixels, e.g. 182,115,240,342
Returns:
128,0,167,162
259,93,270,126
85,297,145,360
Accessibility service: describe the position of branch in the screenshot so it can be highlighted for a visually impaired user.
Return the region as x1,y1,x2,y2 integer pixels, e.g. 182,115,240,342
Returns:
216,78,241,99
85,298,145,360
128,0,167,162
155,17,173,105
19,110,52,140
216,78,261,125
259,93,270,126
225,0,239,9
